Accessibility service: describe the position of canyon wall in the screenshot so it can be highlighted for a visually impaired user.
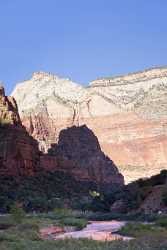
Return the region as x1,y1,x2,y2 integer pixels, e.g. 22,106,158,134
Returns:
12,68,167,183
0,85,123,190
0,86,40,176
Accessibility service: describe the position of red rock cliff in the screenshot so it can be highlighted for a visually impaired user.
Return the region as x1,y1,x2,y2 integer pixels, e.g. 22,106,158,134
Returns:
45,125,124,190
0,86,40,176
0,86,123,191
12,68,167,183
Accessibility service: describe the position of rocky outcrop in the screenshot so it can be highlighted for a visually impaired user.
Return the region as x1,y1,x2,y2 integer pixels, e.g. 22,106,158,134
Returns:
0,85,123,192
138,185,165,214
12,67,167,183
12,72,91,152
0,86,40,176
117,170,167,214
47,125,124,190
0,85,21,125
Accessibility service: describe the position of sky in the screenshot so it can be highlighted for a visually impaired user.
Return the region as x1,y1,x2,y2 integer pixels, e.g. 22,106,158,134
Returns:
1,0,167,95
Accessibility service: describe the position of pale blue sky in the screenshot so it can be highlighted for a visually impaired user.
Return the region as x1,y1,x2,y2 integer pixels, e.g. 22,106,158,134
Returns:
0,0,167,94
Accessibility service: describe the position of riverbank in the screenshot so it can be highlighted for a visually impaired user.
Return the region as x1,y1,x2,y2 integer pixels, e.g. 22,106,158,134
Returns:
1,211,167,249
40,220,133,241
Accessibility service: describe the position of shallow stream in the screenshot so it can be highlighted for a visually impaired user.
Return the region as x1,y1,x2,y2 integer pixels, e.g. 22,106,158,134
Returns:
53,220,133,241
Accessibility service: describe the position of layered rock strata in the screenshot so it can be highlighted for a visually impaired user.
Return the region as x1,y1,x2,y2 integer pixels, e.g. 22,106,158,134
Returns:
12,67,167,182
0,85,123,190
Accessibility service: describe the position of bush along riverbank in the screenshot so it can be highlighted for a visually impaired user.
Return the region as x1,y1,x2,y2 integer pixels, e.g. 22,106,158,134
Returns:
1,205,167,249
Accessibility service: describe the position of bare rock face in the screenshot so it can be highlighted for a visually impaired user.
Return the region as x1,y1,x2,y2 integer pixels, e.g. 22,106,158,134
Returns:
0,86,40,176
12,68,167,183
0,85,123,192
0,85,21,125
12,72,90,152
47,125,124,190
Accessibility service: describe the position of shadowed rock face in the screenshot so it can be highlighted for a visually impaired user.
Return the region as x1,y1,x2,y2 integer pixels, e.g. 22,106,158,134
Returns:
12,68,167,183
47,125,124,190
0,86,123,192
0,86,40,176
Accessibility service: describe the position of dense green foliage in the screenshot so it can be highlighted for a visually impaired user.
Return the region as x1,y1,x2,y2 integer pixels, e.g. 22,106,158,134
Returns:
156,217,167,228
1,169,167,214
162,191,167,206
0,171,99,213
119,222,166,237
10,203,26,224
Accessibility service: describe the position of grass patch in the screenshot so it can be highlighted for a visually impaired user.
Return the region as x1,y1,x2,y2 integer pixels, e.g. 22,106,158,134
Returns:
1,214,167,250
0,214,58,231
59,217,88,230
53,208,73,219
77,211,159,222
1,236,167,250
0,216,16,229
119,222,166,237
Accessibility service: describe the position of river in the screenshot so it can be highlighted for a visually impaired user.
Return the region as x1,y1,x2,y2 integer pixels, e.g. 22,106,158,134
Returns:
51,220,133,241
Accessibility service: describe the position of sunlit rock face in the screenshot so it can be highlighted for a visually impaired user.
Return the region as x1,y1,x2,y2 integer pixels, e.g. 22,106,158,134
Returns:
12,72,90,152
12,67,167,183
0,86,40,176
0,85,21,125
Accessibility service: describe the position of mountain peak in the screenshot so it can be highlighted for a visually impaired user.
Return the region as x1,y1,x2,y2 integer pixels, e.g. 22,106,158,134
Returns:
32,71,59,81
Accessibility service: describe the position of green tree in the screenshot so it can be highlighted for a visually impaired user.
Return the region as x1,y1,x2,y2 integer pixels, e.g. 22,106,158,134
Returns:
10,202,26,224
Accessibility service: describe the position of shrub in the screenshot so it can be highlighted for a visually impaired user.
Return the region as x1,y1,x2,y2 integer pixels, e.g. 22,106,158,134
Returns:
119,222,165,237
59,218,88,230
54,208,73,219
10,203,26,224
156,216,167,228
25,197,50,212
17,223,39,232
162,191,167,205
